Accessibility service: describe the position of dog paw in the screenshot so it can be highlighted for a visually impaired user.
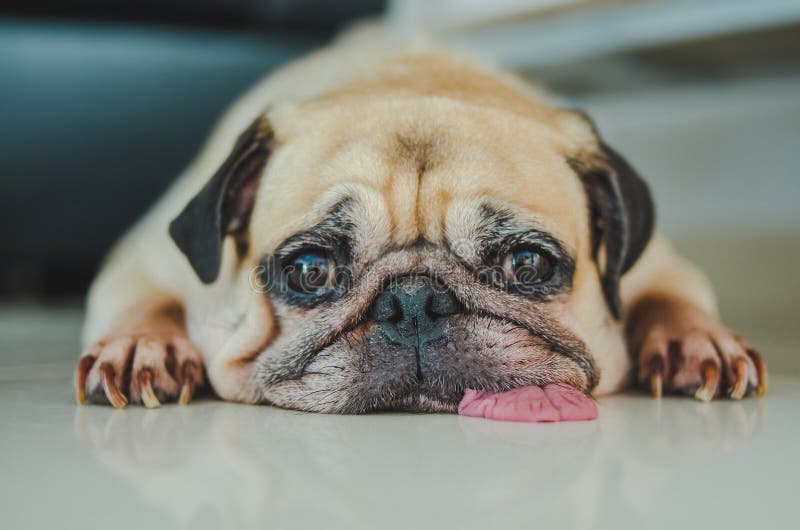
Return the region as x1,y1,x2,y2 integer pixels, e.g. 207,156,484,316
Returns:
75,334,204,409
630,297,767,401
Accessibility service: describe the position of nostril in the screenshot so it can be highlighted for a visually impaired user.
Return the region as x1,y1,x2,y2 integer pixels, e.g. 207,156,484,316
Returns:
372,291,403,323
387,296,403,323
427,291,462,319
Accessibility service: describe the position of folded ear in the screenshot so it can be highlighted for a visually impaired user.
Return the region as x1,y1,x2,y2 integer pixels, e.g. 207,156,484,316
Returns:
169,116,273,284
575,142,655,319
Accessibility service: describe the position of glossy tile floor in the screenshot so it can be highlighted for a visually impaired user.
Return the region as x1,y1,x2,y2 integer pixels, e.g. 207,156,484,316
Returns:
2,361,798,530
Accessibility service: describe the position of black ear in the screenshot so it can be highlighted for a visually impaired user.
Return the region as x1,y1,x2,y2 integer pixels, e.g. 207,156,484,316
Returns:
169,116,273,283
577,142,655,319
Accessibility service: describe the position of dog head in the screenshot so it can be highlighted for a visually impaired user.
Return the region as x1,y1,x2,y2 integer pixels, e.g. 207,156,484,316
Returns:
169,55,654,412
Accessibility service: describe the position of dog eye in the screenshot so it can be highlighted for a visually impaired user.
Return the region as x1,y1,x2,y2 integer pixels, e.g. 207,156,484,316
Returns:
501,248,553,287
286,251,335,294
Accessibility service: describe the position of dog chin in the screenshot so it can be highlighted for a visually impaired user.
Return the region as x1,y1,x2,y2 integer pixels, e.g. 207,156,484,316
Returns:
389,393,460,413
334,387,463,414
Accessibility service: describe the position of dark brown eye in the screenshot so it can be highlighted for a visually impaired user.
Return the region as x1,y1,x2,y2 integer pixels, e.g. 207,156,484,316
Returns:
286,251,335,294
501,248,553,288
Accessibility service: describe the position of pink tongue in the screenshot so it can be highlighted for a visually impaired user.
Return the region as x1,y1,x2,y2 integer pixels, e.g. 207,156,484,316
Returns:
458,384,598,422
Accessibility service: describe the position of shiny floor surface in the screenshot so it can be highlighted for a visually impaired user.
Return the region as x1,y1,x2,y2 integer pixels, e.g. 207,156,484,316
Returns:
1,362,797,530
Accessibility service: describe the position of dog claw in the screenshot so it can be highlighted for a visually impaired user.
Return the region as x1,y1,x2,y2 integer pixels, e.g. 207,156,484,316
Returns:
650,372,662,399
747,350,768,396
138,369,161,409
99,363,128,409
178,360,201,405
648,356,664,399
75,356,96,405
694,361,720,402
178,382,193,405
729,358,749,400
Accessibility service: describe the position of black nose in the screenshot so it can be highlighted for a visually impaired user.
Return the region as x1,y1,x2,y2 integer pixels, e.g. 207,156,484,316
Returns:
371,276,462,347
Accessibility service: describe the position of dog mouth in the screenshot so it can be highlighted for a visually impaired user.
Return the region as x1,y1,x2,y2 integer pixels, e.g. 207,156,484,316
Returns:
301,311,594,419
354,382,598,423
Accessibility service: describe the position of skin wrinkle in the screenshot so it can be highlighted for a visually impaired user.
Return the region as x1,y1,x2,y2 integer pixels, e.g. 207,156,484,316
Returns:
256,252,422,387
430,259,596,391
381,171,397,233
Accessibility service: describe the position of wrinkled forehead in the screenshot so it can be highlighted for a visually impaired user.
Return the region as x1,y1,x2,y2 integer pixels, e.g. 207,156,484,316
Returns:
250,98,591,255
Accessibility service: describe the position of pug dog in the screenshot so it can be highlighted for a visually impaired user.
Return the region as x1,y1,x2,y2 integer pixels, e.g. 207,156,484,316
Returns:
75,36,766,412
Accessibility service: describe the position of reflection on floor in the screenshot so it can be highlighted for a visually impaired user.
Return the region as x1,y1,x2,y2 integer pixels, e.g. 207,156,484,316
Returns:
1,367,797,530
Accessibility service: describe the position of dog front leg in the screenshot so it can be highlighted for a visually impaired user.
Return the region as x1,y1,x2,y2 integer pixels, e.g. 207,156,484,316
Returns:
77,229,207,408
77,296,204,408
621,237,767,400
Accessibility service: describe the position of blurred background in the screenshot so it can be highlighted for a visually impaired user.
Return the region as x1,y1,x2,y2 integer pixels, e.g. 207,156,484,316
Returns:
1,0,798,372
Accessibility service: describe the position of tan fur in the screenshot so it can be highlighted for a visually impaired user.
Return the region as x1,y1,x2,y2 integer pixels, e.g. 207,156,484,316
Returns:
79,35,762,408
